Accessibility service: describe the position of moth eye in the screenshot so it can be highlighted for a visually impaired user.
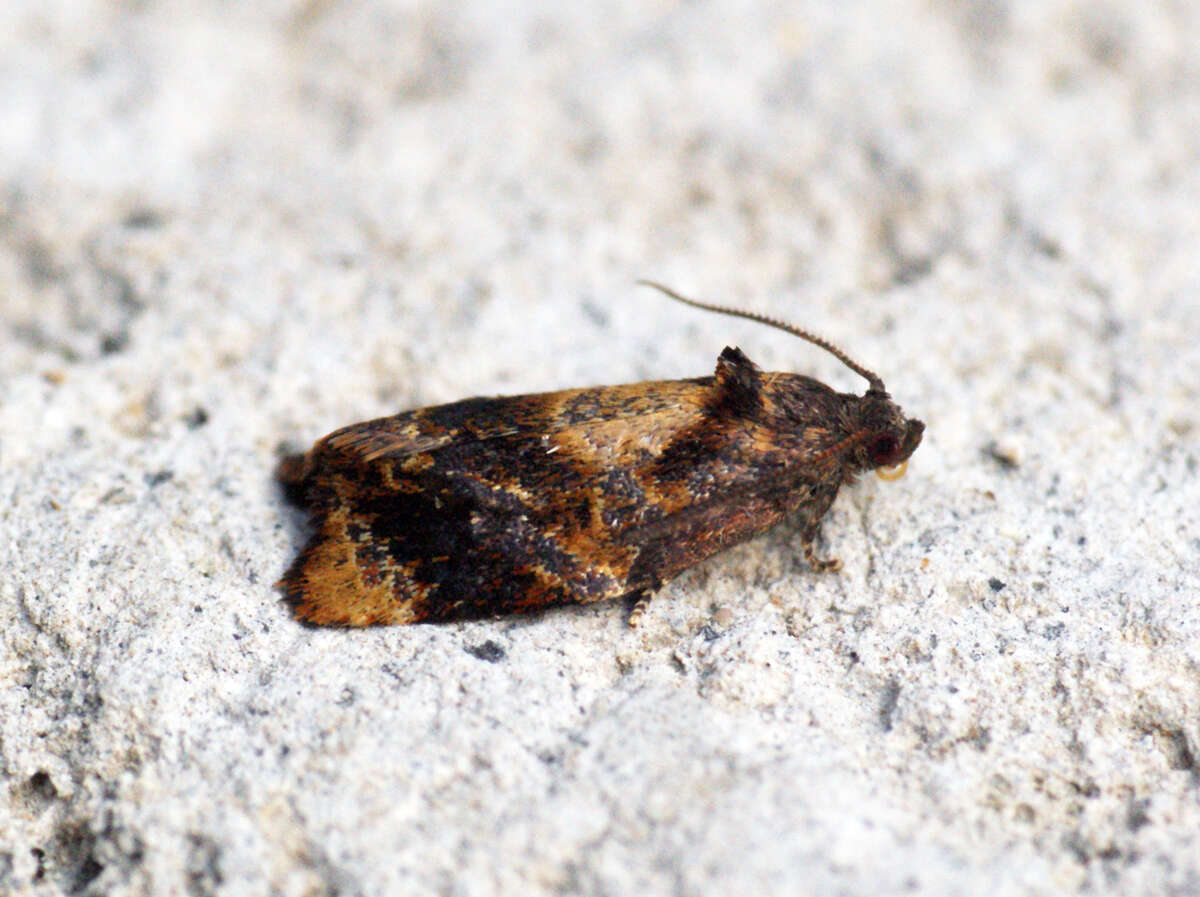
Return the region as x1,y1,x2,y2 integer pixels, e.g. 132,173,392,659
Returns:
869,435,900,465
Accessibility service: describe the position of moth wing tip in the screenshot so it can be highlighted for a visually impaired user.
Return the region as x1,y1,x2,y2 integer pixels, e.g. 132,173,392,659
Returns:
275,450,313,486
277,556,426,627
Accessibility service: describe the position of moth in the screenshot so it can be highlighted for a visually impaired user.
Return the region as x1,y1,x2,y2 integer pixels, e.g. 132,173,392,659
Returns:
278,283,924,626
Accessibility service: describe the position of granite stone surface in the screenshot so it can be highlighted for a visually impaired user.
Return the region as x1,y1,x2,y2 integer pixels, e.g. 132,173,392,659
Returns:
2,2,1199,895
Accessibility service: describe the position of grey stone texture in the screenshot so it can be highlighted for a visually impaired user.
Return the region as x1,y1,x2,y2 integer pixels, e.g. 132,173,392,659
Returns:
2,2,1198,895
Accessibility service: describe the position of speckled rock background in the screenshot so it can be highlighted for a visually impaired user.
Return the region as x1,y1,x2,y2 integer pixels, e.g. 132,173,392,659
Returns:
2,2,1199,895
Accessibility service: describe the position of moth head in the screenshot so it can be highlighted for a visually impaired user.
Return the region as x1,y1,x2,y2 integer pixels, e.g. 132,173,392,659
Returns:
853,390,924,480
637,280,925,479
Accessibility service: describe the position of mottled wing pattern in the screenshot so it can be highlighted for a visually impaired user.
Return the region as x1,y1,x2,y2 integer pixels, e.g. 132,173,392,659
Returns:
279,349,856,625
282,380,700,624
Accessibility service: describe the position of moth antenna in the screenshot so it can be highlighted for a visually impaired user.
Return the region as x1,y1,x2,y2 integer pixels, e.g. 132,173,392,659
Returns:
637,280,887,394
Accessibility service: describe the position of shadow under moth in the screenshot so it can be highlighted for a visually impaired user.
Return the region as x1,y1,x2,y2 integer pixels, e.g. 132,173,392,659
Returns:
278,283,924,626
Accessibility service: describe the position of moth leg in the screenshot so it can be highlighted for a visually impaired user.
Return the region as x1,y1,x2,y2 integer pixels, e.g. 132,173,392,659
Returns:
801,529,842,572
625,590,654,628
